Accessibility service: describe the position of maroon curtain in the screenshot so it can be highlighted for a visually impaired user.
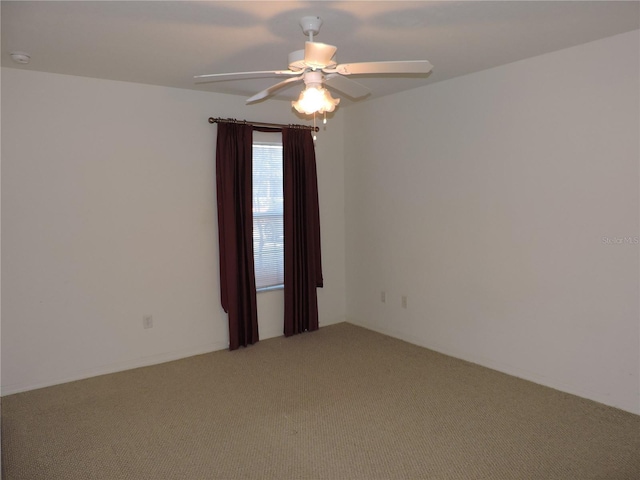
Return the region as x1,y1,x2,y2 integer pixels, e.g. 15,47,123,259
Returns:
215,123,259,350
282,128,323,337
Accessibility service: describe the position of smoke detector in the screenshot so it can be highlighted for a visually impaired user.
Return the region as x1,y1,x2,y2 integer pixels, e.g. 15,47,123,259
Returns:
10,52,31,64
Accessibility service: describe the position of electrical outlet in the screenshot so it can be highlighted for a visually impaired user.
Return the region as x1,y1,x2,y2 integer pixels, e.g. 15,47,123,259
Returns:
381,291,386,303
401,296,408,309
143,315,153,329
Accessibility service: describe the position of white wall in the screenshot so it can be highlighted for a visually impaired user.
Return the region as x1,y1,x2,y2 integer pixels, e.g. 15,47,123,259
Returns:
344,31,640,414
1,68,346,394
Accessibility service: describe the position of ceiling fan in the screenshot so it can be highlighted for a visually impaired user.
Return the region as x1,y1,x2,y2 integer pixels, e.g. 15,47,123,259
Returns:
195,16,433,115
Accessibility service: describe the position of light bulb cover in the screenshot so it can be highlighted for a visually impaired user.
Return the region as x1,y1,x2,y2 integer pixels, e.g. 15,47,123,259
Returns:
292,85,340,115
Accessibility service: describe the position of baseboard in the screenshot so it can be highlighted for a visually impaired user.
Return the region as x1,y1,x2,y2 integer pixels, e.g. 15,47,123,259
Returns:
346,318,639,416
1,325,337,396
320,317,345,328
259,328,285,341
1,341,228,396
259,318,344,342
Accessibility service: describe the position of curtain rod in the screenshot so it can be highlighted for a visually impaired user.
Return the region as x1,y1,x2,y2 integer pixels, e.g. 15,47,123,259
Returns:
208,117,319,132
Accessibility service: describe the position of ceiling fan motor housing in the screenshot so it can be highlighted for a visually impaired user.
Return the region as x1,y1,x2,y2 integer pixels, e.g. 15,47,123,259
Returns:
288,50,307,71
288,49,337,72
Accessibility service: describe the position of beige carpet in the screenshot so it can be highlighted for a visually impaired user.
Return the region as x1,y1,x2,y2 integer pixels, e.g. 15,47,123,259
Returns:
2,322,639,479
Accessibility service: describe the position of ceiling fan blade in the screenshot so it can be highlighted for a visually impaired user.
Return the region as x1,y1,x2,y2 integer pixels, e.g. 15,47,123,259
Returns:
194,70,299,83
324,74,371,99
304,41,337,69
246,75,304,104
330,60,433,76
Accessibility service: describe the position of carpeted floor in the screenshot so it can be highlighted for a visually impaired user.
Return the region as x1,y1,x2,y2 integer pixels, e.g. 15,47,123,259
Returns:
2,322,639,479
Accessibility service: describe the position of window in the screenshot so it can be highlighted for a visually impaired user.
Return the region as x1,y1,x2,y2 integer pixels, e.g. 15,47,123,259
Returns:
252,137,284,291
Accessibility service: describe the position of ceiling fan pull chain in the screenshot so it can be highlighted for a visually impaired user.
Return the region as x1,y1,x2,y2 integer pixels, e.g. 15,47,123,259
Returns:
313,113,317,142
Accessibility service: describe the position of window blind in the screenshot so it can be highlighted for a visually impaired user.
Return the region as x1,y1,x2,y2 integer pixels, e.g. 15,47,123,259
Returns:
252,142,284,290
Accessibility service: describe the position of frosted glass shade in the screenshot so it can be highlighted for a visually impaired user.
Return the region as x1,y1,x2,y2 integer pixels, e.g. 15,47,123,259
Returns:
292,85,340,115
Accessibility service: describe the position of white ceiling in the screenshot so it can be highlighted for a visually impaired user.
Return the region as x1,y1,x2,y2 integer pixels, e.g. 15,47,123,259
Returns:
2,1,639,105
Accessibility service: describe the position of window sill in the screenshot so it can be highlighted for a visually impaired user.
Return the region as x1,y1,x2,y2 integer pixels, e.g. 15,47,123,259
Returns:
257,284,284,293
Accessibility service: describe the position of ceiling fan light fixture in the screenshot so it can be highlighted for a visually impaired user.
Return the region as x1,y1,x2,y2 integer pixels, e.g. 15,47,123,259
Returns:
292,85,340,115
